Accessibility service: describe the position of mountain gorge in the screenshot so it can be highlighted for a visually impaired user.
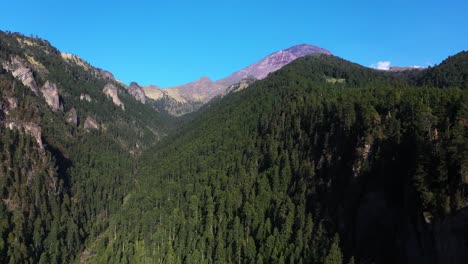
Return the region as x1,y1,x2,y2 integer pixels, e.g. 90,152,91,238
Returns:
0,30,467,264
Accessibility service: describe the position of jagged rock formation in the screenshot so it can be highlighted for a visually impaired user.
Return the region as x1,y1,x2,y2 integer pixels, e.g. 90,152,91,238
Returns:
102,83,124,110
84,116,99,130
127,82,146,104
2,56,39,94
41,81,63,111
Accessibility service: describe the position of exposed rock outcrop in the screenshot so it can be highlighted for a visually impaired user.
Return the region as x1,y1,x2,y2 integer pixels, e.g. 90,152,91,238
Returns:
6,97,18,109
80,93,92,102
67,108,78,126
84,116,99,131
352,137,373,177
2,56,39,95
2,96,18,115
127,82,146,104
224,76,257,94
5,121,43,149
41,81,63,111
61,53,118,82
96,69,116,81
103,83,124,110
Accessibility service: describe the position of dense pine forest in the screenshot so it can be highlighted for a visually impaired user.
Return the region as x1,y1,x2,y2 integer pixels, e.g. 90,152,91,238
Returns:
86,54,468,264
0,31,467,263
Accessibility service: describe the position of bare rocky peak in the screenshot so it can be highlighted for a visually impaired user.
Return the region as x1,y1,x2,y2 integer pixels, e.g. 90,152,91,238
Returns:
102,83,125,110
84,116,99,131
217,44,332,86
284,44,332,57
41,81,63,111
2,56,39,95
128,82,146,104
168,76,225,103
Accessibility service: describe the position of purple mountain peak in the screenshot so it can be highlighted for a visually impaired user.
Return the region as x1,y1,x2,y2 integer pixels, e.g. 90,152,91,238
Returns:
217,44,332,86
285,44,332,57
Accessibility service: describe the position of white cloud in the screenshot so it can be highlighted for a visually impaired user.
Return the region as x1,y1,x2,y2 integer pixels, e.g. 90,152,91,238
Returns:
371,61,391,70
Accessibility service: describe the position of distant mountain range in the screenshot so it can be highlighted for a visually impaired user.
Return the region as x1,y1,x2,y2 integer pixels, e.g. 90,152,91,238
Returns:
142,44,332,115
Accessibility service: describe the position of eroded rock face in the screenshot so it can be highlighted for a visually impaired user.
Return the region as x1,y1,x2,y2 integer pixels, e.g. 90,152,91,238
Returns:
84,116,99,131
67,108,78,126
96,69,115,81
6,97,18,109
2,56,39,95
102,84,125,110
128,82,146,104
41,81,63,111
224,76,257,94
2,96,18,115
5,121,43,149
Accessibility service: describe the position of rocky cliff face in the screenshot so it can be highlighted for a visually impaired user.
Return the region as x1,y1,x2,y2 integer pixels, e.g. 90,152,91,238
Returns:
84,116,99,131
41,81,63,111
2,56,39,95
127,82,146,104
61,52,119,83
224,76,257,94
103,83,125,110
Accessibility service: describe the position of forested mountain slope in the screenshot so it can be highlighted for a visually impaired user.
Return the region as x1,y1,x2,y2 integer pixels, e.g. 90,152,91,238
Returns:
417,51,468,89
0,31,172,263
386,51,468,90
88,54,468,264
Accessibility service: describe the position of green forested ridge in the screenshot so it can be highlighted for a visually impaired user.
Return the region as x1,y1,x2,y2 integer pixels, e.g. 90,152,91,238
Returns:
417,51,468,89
386,51,468,90
0,30,467,264
87,55,468,263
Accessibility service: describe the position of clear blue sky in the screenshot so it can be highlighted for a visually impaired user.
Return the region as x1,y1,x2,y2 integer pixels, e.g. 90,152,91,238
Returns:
2,0,467,87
